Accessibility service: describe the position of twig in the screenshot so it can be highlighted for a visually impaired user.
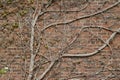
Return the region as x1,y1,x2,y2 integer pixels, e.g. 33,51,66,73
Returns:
46,0,54,8
81,26,120,34
36,60,57,80
87,30,113,54
59,33,80,56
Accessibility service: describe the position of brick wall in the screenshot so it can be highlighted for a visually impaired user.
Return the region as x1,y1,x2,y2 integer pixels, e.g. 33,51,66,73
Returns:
0,0,120,80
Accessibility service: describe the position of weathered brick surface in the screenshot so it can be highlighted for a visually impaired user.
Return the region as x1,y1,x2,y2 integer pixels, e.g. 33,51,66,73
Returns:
0,0,120,80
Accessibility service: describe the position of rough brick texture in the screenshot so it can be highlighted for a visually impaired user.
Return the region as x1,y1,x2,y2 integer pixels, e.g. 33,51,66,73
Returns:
0,0,120,80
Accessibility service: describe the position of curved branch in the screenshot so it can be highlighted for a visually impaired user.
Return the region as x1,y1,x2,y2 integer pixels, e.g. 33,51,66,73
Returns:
82,26,120,34
35,1,120,79
62,28,120,57
36,27,120,80
41,1,120,32
88,30,113,54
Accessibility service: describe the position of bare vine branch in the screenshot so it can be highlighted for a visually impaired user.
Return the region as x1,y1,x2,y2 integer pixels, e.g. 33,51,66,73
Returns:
41,1,120,32
27,0,55,80
36,27,81,80
36,60,57,80
87,30,113,54
62,28,120,57
34,1,120,79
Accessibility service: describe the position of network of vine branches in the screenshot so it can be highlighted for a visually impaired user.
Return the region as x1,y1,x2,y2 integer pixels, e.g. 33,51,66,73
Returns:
0,0,120,80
